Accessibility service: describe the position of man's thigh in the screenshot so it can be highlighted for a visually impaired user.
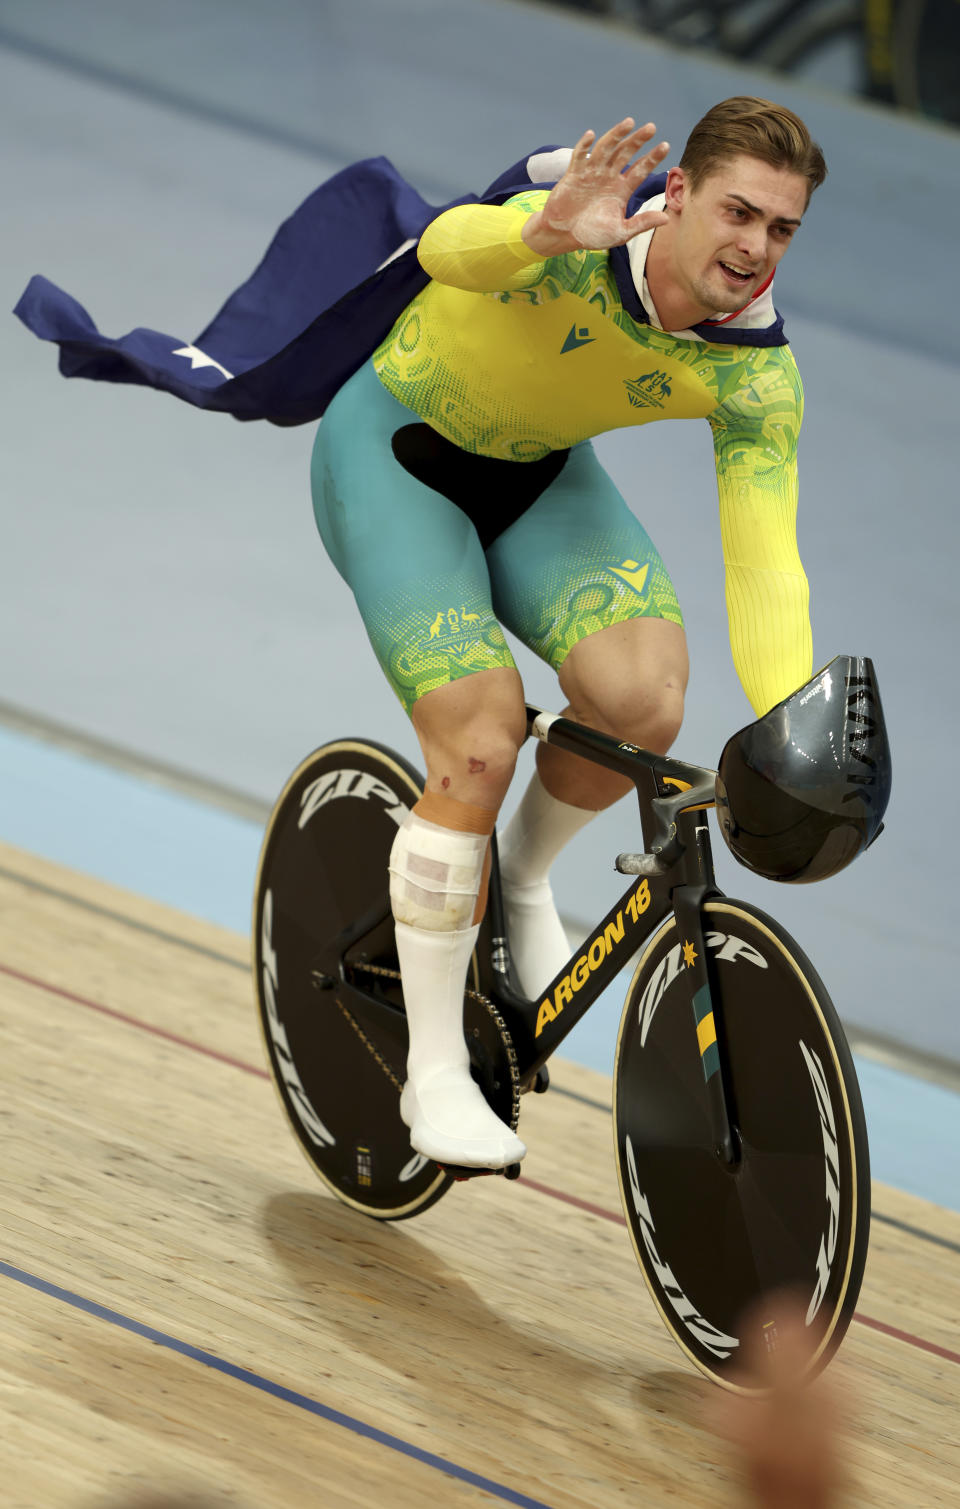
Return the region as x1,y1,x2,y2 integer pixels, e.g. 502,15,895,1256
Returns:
310,363,517,715
486,440,683,671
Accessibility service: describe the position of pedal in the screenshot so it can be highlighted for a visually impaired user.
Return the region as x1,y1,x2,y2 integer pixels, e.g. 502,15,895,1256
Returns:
522,1064,550,1095
436,1162,495,1182
437,1161,524,1182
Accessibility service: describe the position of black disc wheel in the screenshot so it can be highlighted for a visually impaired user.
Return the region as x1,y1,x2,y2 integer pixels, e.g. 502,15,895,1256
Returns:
253,738,452,1220
613,898,870,1390
254,738,520,1218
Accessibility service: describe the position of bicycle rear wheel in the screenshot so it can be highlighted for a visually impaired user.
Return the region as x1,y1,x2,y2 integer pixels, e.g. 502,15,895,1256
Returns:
253,738,455,1219
613,898,870,1390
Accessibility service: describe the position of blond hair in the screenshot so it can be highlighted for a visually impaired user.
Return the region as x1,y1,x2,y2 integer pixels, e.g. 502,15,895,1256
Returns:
679,96,827,204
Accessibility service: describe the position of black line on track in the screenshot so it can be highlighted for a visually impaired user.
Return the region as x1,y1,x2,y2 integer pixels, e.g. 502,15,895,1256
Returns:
0,697,272,824
869,1211,960,1256
550,1084,611,1113
0,863,249,972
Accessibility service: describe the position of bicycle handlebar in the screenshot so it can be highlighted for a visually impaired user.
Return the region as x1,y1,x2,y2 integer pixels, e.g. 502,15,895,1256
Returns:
525,704,718,867
525,705,717,793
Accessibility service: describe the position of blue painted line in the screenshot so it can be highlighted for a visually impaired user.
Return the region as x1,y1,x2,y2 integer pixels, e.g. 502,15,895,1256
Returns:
0,1257,556,1509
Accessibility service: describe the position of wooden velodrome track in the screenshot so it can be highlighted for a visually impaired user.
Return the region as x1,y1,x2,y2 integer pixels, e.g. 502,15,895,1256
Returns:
0,838,957,1509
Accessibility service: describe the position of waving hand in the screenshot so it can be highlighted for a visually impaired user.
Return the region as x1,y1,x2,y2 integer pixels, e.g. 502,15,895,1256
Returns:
522,118,670,258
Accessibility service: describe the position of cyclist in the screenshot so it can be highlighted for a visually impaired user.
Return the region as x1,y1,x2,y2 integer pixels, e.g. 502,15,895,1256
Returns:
312,96,826,1169
15,95,827,1173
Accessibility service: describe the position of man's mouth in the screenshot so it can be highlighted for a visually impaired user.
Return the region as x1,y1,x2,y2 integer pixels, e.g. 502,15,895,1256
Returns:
717,260,756,287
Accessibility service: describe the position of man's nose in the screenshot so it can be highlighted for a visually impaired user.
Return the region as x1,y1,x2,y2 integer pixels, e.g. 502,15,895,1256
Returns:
736,226,766,264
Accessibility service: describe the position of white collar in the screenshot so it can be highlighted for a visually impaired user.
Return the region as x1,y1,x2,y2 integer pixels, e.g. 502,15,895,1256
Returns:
626,195,779,339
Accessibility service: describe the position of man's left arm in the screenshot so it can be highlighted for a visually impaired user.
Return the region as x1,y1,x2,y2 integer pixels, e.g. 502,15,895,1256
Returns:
709,351,813,718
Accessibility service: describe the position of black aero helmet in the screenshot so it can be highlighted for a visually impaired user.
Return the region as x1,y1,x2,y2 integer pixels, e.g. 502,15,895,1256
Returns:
715,655,892,883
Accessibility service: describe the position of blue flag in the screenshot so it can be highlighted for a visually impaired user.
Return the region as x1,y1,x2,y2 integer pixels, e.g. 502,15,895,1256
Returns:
13,153,555,427
15,155,785,427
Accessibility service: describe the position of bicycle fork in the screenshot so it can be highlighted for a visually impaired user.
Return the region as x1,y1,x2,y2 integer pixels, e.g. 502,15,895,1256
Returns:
670,877,741,1170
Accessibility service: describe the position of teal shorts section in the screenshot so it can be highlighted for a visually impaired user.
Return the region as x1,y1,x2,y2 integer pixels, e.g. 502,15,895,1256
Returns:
486,442,683,670
311,364,517,714
311,361,682,713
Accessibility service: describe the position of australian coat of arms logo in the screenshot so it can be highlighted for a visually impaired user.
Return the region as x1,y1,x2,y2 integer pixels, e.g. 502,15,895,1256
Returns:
624,370,673,409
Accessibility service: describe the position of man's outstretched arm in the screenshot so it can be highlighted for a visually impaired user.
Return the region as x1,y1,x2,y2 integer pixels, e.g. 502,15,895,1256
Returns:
418,117,669,292
710,356,814,716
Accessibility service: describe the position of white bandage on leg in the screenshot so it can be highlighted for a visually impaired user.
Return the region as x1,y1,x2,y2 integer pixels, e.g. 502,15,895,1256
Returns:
390,811,525,1169
389,813,488,931
498,769,598,999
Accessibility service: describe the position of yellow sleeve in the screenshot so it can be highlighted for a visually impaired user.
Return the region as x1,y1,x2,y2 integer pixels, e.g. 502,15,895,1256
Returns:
417,194,548,292
709,351,813,717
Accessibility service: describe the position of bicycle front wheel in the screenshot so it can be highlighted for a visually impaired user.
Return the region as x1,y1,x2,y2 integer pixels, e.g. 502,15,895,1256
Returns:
613,898,870,1390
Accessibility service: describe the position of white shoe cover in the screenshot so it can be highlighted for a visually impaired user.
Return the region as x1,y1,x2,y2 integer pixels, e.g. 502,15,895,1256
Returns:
400,1071,526,1169
395,919,526,1169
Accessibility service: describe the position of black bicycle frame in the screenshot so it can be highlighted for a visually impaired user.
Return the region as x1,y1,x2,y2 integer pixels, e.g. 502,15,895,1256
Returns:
334,704,740,1165
481,706,738,1164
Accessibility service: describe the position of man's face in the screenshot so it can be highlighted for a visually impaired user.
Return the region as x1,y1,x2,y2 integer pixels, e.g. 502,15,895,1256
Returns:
666,155,809,315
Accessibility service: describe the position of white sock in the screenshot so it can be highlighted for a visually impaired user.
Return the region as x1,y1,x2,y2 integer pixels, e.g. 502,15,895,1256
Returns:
394,921,526,1170
498,769,598,999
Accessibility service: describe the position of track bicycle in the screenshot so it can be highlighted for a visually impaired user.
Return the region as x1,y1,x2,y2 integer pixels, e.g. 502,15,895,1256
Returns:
253,676,877,1390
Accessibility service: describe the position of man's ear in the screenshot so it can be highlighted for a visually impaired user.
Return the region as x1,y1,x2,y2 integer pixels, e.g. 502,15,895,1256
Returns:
663,165,687,214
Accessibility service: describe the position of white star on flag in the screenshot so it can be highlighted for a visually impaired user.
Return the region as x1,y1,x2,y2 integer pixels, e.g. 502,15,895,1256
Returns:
171,345,234,381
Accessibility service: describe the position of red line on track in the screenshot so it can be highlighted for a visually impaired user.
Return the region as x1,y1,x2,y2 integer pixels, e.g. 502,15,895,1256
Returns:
4,958,957,1368
0,962,269,1079
517,1174,626,1226
853,1312,960,1366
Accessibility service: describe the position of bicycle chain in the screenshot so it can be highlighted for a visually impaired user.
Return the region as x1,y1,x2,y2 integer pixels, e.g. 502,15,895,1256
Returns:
347,960,522,1133
332,986,404,1093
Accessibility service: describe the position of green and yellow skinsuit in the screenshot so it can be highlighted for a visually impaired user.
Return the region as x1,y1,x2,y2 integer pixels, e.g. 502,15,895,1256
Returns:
311,190,812,716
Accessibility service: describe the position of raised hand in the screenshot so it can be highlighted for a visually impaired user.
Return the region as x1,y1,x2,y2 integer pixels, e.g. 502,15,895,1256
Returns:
521,118,670,258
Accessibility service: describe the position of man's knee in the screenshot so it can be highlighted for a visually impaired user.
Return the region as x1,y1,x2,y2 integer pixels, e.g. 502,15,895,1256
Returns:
559,619,688,755
563,662,686,755
632,678,685,753
412,670,527,805
584,685,683,754
423,721,524,802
